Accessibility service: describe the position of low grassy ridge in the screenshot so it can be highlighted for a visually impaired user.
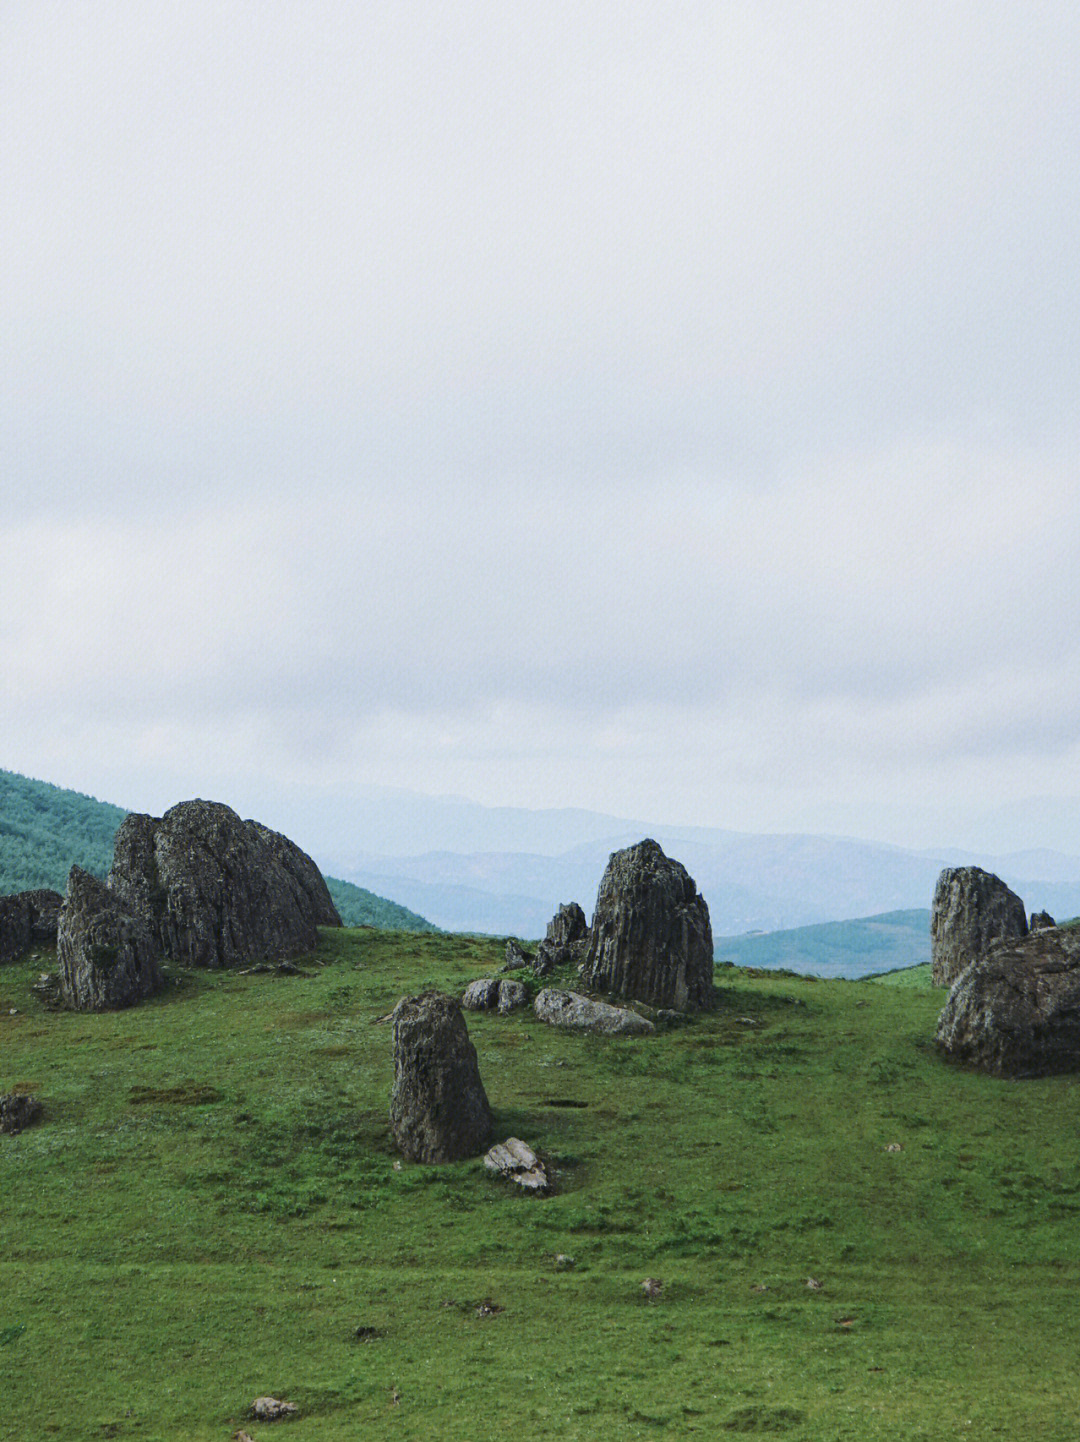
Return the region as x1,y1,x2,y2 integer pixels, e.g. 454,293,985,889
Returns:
3,935,1080,1440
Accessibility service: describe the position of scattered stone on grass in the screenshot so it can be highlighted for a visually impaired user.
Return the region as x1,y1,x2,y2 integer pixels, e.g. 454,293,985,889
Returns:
233,1431,255,1442
249,1396,298,1421
534,987,655,1036
57,866,165,1012
30,972,62,1009
0,1093,43,1135
553,1253,576,1270
930,865,1028,987
641,1277,664,1300
390,991,492,1162
806,1277,823,1290
884,1142,903,1152
461,977,529,1013
935,924,1080,1076
484,1137,549,1192
582,839,715,1011
475,1299,504,1317
354,1325,386,1342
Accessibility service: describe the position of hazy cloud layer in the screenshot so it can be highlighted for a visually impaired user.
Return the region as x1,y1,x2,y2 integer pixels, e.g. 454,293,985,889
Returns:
3,3,1079,853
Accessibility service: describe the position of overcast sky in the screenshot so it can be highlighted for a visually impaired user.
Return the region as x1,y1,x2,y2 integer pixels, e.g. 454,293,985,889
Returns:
3,2,1080,857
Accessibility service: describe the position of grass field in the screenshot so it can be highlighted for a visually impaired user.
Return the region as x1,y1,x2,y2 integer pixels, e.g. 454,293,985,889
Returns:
4,930,1080,1441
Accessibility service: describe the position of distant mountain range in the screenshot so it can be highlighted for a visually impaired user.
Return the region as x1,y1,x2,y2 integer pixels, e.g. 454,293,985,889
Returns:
325,820,1080,943
715,909,932,979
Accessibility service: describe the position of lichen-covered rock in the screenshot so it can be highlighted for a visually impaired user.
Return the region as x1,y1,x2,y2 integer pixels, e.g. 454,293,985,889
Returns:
390,991,492,1162
462,977,501,1010
0,889,63,964
484,1137,549,1192
502,939,532,971
57,866,164,1011
935,926,1080,1076
930,867,1028,987
534,988,655,1036
581,839,715,1011
0,1093,43,1135
496,978,528,1013
108,800,341,970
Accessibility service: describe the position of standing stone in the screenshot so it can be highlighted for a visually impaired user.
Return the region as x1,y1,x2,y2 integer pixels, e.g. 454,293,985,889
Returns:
581,839,715,1011
57,866,164,1011
533,901,590,978
935,926,1080,1076
389,991,492,1162
0,889,63,964
1030,911,1056,932
930,867,1028,988
108,800,341,970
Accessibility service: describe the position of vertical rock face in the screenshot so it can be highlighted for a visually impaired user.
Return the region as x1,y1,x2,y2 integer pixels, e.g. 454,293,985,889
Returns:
0,889,62,964
108,800,341,970
582,839,715,1011
935,927,1080,1076
389,991,492,1162
930,867,1028,988
57,866,164,1011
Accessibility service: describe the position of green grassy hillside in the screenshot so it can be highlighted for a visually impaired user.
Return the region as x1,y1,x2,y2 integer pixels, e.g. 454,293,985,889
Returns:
715,909,931,978
4,932,1080,1439
0,768,435,932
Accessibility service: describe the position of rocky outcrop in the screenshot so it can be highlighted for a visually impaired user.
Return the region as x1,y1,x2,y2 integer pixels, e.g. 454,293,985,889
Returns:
533,901,590,978
581,839,715,1010
0,889,63,964
389,991,492,1162
935,926,1080,1076
534,987,655,1036
57,866,164,1011
461,977,529,1013
502,939,531,971
930,867,1028,987
108,800,341,970
1030,911,1056,932
484,1137,549,1192
0,1093,43,1135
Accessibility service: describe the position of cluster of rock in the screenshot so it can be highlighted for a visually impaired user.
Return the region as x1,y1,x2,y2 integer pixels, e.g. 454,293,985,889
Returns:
930,863,1079,1076
461,976,528,1013
54,800,341,1012
0,888,62,964
532,902,589,978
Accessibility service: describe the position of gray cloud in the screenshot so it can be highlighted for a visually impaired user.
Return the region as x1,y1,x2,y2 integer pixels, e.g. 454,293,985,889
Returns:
3,3,1079,851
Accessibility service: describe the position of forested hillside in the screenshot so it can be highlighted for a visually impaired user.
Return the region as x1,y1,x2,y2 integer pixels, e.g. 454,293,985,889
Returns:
0,769,436,931
0,769,126,891
715,908,932,977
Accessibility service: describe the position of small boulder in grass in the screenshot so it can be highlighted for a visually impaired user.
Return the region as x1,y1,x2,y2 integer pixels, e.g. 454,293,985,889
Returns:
250,1396,298,1421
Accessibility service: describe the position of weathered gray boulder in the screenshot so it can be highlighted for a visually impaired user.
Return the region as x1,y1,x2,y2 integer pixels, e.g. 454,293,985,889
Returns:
484,1137,549,1192
502,939,532,971
0,889,63,964
0,1093,43,1135
930,866,1028,987
1030,911,1056,932
497,978,528,1013
534,987,655,1036
108,800,340,970
461,976,529,1013
57,866,164,1011
935,926,1080,1076
581,839,715,1010
390,991,492,1162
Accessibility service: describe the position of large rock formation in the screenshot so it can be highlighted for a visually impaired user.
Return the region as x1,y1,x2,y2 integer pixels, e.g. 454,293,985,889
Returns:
389,991,492,1162
57,866,164,1011
935,926,1080,1076
108,800,340,970
533,901,589,979
0,889,62,964
581,839,714,1010
930,866,1028,987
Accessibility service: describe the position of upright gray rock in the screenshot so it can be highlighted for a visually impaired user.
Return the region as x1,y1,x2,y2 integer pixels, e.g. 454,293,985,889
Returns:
0,889,62,964
533,901,589,978
581,839,715,1011
1030,911,1056,932
389,991,492,1162
57,866,164,1011
936,926,1080,1076
108,800,341,970
930,867,1028,987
